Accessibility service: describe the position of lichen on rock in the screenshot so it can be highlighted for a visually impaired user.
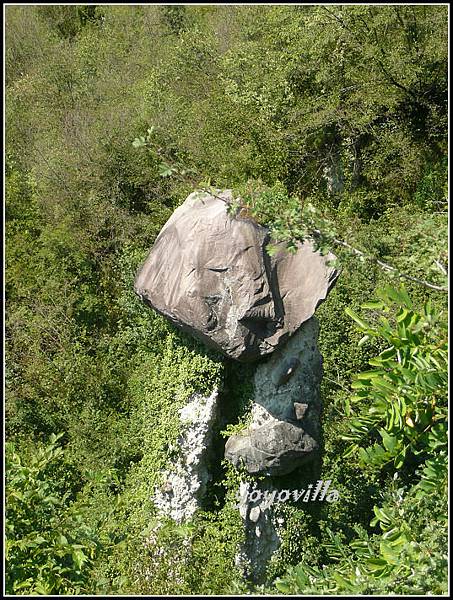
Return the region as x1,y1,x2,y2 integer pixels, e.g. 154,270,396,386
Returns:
153,388,219,523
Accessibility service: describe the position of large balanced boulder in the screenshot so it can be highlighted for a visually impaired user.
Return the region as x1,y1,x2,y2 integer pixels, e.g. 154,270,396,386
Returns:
134,190,338,362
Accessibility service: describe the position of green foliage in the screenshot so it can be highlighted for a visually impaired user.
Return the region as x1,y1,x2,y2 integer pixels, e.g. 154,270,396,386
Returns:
5,434,105,594
5,4,447,595
87,331,225,594
235,183,447,293
274,483,447,595
273,286,447,594
343,285,447,474
414,157,448,211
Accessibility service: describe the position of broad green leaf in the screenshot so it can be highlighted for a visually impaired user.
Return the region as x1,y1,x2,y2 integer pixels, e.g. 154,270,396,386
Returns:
158,163,175,177
380,429,398,453
275,580,291,594
345,307,371,330
361,301,386,310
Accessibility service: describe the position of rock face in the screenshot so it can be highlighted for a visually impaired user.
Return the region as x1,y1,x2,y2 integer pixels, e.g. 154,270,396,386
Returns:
135,190,338,362
153,389,219,523
224,318,322,476
235,481,282,584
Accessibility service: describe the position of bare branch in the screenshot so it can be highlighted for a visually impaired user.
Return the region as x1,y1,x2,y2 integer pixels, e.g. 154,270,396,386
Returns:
323,232,448,292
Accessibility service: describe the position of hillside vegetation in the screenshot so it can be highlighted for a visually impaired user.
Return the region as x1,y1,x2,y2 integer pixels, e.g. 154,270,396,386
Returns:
5,5,448,595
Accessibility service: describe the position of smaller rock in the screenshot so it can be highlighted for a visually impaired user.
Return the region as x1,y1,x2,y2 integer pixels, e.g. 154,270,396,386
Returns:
225,419,318,476
294,402,309,420
249,506,261,523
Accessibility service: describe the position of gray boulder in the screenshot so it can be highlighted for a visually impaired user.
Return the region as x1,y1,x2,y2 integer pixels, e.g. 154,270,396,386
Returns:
134,190,338,362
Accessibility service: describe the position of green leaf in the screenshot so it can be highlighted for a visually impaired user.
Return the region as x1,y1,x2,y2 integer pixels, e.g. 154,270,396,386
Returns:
371,506,392,527
345,307,371,330
275,580,292,594
159,163,175,177
72,548,88,570
396,308,410,323
379,347,397,361
379,285,412,308
361,301,386,310
351,379,371,389
358,334,370,347
356,370,382,380
366,557,389,576
380,429,398,453
366,558,387,569
344,397,351,416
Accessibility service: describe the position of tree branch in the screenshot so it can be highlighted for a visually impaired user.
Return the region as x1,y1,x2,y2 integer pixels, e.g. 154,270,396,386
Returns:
318,231,448,292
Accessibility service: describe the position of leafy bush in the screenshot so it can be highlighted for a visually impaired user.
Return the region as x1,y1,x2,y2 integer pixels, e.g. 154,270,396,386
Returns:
274,485,447,595
5,434,102,594
273,286,448,594
344,285,447,475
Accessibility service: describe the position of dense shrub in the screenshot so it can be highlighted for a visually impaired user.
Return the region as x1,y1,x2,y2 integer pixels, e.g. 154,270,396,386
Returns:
273,287,447,594
5,434,108,594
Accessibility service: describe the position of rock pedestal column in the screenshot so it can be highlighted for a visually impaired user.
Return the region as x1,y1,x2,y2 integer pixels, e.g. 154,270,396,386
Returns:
225,317,323,476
